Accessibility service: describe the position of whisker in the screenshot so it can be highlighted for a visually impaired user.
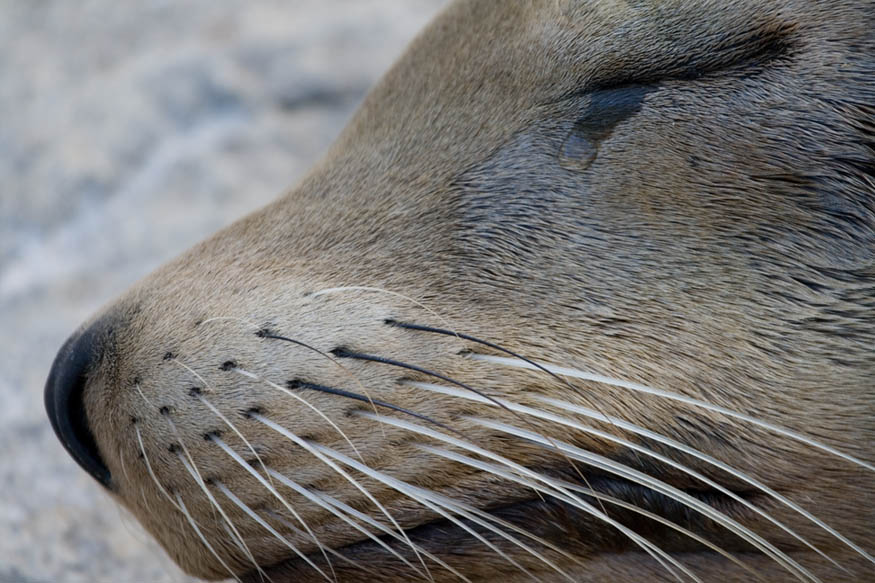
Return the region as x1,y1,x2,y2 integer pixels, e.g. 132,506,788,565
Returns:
134,424,183,513
136,387,254,567
264,511,384,578
208,434,335,582
533,394,873,568
385,319,621,427
471,417,820,583
313,491,473,583
169,358,274,485
247,413,433,581
264,469,432,580
174,450,265,580
418,443,700,583
254,330,387,439
349,412,694,583
405,380,845,570
175,492,241,583
167,416,264,579
472,353,875,473
214,481,332,583
117,445,131,483
134,382,157,408
309,287,463,347
231,366,364,462
331,349,610,517
560,481,766,581
308,441,555,583
401,481,588,573
289,379,461,436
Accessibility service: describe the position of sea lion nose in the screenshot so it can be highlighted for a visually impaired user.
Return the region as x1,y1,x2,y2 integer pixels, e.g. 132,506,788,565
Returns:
45,318,113,488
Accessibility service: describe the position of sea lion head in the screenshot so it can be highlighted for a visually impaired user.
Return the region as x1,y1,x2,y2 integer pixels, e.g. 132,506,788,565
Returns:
46,0,874,581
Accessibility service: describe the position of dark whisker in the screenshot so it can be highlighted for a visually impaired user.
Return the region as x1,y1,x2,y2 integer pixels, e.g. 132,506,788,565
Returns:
332,347,612,517
386,320,614,422
330,347,503,407
258,330,388,434
385,319,648,471
257,330,324,354
288,379,462,436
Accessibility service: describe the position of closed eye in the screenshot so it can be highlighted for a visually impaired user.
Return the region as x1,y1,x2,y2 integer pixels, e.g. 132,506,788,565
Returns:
558,19,797,103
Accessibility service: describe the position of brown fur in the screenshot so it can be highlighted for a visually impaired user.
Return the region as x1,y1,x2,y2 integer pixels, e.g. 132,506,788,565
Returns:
51,0,874,581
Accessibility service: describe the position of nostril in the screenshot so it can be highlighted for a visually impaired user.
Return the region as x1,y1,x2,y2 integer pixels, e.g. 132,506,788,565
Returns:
45,321,113,488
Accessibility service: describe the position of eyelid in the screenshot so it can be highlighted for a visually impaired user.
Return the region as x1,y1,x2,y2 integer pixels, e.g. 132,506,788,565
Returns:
555,21,796,103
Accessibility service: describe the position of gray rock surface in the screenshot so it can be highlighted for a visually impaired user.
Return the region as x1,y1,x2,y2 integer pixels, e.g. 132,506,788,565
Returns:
0,2,447,581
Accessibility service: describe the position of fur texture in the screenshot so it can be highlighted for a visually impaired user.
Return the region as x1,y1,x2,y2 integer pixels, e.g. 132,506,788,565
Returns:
49,1,874,581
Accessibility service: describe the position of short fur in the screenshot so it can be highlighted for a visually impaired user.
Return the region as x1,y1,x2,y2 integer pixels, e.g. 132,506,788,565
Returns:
50,0,874,581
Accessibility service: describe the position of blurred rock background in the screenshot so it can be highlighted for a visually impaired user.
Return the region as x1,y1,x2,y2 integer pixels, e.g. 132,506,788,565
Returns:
0,1,446,581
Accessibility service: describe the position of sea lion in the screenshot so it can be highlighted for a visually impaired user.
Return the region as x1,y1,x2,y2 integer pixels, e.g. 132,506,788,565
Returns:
45,0,874,581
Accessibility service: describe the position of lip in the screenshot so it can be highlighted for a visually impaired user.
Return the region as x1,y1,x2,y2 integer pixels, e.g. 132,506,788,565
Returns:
241,472,758,582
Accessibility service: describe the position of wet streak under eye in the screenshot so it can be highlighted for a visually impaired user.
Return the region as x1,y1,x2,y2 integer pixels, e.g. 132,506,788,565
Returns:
559,85,652,171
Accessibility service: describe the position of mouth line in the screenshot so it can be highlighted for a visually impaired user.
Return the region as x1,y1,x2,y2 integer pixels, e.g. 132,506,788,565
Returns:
242,472,759,582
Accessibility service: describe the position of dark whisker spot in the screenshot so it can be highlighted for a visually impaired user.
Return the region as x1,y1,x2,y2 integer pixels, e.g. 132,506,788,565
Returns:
188,387,202,397
286,379,303,390
220,360,237,371
129,416,138,424
203,430,222,441
330,347,352,358
159,406,170,416
132,376,141,386
168,444,180,454
242,406,263,419
163,352,175,361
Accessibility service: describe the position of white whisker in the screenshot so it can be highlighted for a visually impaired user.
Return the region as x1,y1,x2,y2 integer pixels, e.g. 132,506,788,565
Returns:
472,417,820,583
469,354,874,473
175,451,264,579
170,358,274,485
175,492,241,583
265,469,432,580
232,367,363,461
264,511,383,578
134,424,182,513
349,412,695,582
209,435,335,582
534,394,873,568
249,412,434,581
421,442,704,583
563,481,764,580
309,442,548,583
418,491,588,572
214,481,331,582
313,491,473,583
404,380,846,569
